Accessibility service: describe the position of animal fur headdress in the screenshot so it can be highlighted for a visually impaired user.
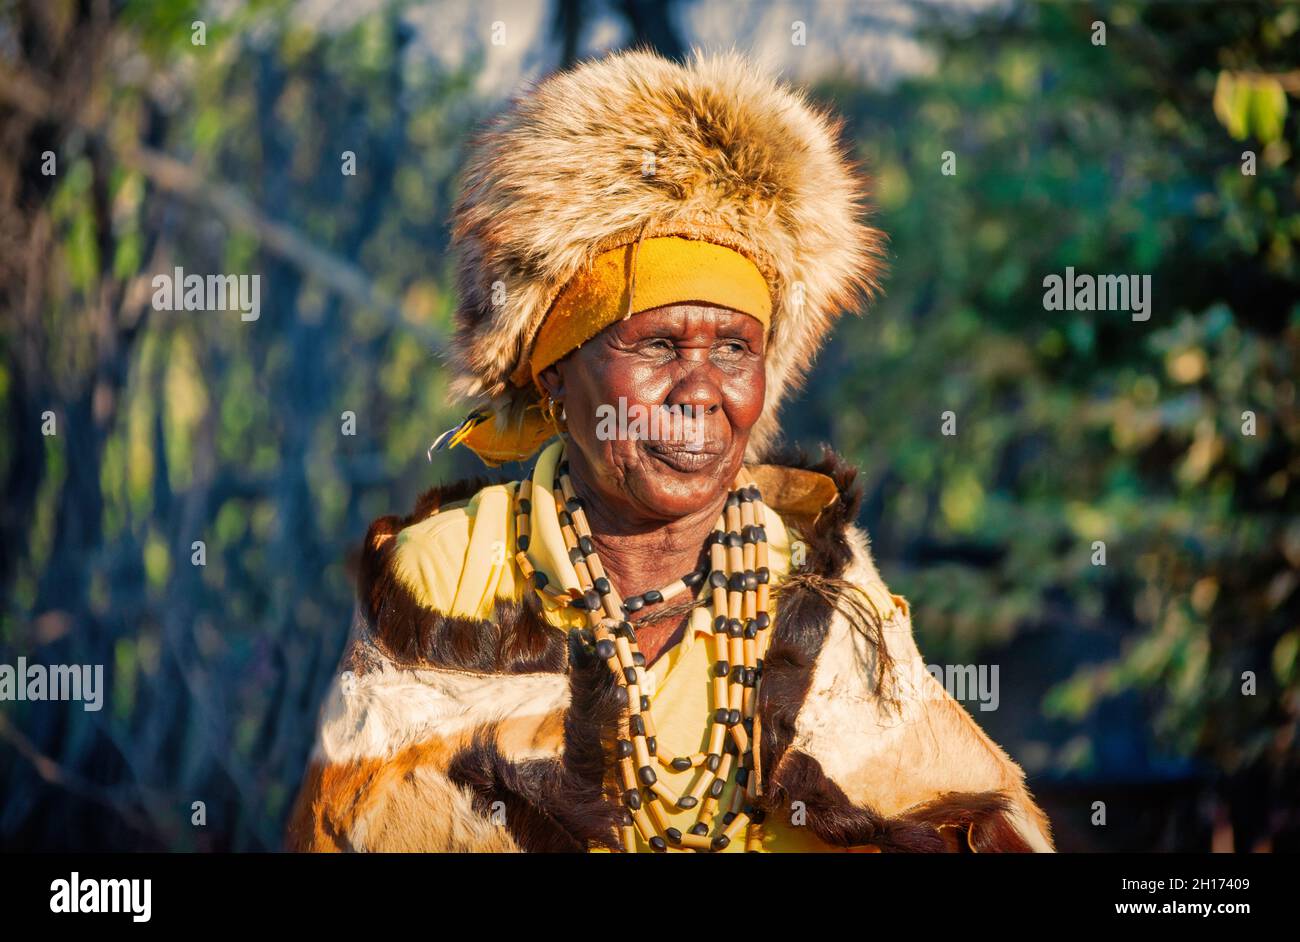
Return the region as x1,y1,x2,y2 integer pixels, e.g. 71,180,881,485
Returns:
444,49,884,462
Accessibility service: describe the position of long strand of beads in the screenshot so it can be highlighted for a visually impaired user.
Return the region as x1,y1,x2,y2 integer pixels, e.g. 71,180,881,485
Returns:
513,448,772,852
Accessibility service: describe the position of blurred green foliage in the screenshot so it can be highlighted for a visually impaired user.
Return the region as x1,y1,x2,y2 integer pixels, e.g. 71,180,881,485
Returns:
810,1,1298,829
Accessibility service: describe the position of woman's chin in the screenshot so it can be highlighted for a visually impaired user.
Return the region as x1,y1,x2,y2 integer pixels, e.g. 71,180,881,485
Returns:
626,450,736,520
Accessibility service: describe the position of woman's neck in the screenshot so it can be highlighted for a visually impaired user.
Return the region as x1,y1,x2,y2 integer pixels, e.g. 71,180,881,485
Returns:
566,461,726,664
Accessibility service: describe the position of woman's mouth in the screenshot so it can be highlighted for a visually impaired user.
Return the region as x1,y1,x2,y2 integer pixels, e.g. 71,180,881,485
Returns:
644,443,724,473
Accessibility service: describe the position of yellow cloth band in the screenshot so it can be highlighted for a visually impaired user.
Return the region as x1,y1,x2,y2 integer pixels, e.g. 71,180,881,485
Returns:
527,236,772,387
457,236,771,466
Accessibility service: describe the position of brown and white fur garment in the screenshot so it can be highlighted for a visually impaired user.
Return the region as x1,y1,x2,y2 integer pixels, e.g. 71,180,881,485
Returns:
287,451,1054,852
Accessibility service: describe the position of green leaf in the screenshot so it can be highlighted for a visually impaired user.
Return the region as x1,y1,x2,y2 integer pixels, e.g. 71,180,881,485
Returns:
1214,71,1289,143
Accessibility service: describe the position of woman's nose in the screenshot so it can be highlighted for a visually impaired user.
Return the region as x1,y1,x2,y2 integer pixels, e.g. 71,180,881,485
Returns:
665,362,723,415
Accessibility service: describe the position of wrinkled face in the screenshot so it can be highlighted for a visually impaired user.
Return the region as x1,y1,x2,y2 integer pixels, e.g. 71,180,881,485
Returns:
539,303,767,524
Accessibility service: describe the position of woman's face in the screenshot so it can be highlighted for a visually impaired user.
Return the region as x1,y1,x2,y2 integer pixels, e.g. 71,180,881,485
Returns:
539,303,767,525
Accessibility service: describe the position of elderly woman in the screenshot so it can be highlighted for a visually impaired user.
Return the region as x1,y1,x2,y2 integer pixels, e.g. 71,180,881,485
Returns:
288,51,1053,853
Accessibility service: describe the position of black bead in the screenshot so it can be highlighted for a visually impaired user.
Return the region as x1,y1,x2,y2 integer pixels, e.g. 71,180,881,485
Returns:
671,757,692,772
711,835,731,851
624,667,638,684
755,612,771,629
519,498,532,514
741,525,756,543
743,668,756,687
755,526,767,542
691,823,709,836
616,739,633,758
748,486,763,503
756,567,770,584
726,493,739,509
569,594,589,611
629,715,645,737
727,618,743,637
709,571,727,588
617,621,637,640
624,595,645,612
596,639,616,659
709,777,725,798
706,753,721,772
584,589,600,611
714,707,731,724
624,789,642,810
568,546,584,565
638,765,657,786
666,827,682,844
676,795,699,810
751,809,767,824
726,532,743,549
649,836,668,852
593,576,611,595
518,534,530,551
736,768,749,787
557,511,572,528
728,573,746,592
647,736,657,755
722,812,737,826
558,461,569,474
737,488,752,503
640,696,650,712
642,589,663,604
566,497,583,513
728,709,741,726
743,570,757,591
578,536,595,556
683,569,706,588
714,660,730,677
632,652,646,666
743,619,758,639
713,615,728,632
533,571,548,589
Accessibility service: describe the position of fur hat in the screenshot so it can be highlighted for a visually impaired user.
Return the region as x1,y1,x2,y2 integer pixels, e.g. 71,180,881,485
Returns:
449,49,884,456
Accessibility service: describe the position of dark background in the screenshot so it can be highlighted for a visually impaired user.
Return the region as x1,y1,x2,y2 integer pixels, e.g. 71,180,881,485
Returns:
1,0,1297,851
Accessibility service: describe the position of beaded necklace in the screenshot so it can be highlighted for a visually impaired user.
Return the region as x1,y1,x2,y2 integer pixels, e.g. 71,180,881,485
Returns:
512,447,774,852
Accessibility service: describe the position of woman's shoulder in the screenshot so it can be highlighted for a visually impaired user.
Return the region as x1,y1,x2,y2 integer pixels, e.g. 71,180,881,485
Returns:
747,445,862,548
359,475,523,624
750,444,901,612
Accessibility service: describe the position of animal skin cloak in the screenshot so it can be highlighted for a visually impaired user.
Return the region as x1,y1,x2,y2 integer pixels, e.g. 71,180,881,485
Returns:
287,448,1054,852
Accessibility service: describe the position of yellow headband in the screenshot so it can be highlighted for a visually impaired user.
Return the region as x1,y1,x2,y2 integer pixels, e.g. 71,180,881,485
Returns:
524,236,772,387
442,236,772,466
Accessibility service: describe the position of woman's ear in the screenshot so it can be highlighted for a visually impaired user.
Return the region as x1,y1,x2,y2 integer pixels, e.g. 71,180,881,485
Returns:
537,363,565,401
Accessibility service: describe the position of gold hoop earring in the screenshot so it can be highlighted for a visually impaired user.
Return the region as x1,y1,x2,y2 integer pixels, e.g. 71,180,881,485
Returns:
541,394,566,431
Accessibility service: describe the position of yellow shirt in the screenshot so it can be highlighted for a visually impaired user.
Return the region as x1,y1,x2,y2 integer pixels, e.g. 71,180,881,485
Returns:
391,440,847,851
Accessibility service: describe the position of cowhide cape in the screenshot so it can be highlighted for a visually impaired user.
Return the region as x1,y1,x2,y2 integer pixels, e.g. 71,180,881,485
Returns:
287,449,1054,852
